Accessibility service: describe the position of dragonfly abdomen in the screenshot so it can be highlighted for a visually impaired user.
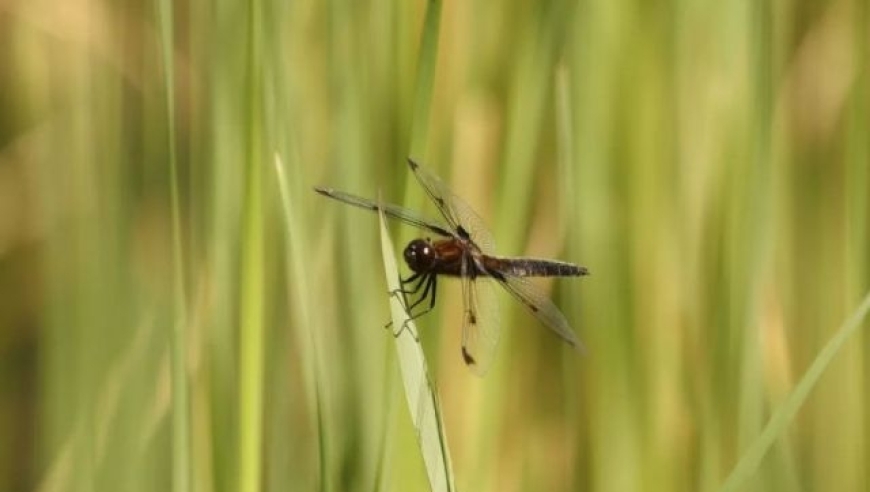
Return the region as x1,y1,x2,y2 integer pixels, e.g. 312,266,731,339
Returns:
485,257,589,278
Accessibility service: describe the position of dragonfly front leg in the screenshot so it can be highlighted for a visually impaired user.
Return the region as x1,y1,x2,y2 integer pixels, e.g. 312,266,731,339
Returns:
404,274,437,320
384,273,435,336
388,274,438,340
390,272,429,306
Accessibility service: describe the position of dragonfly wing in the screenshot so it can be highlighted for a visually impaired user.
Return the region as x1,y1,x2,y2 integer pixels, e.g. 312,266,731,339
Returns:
497,275,581,350
406,159,496,254
315,187,452,237
459,259,501,376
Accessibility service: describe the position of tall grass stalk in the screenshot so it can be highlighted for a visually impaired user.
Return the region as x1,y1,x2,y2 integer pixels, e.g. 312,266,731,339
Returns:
408,0,442,160
239,0,266,490
155,0,191,490
721,291,870,492
273,154,327,490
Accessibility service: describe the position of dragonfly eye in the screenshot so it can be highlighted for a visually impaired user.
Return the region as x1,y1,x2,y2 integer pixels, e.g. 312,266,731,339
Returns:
404,239,436,272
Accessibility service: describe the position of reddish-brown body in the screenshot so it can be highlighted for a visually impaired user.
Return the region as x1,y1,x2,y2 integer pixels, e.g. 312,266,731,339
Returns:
406,237,586,280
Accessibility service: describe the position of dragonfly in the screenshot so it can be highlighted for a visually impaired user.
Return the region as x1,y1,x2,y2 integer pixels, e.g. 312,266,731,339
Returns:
315,158,589,374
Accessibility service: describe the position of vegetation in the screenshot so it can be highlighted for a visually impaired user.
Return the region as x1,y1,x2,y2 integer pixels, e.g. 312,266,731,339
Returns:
0,0,867,491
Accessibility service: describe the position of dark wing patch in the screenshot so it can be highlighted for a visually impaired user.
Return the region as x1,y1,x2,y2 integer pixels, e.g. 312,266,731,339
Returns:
459,257,501,376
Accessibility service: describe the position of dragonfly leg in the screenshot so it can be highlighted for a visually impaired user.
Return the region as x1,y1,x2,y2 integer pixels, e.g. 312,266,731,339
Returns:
385,272,429,330
384,273,435,328
395,275,438,339
388,272,424,298
404,274,435,313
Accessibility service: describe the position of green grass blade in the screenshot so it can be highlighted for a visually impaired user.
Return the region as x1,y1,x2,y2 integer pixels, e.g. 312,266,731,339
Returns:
408,0,442,159
720,291,870,492
240,0,265,489
377,207,455,492
273,154,327,490
155,1,191,490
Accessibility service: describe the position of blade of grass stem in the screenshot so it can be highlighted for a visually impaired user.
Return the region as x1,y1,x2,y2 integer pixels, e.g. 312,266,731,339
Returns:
378,207,455,492
496,4,565,252
720,290,870,492
274,154,327,490
155,1,190,490
408,0,442,159
240,0,265,489
374,348,398,492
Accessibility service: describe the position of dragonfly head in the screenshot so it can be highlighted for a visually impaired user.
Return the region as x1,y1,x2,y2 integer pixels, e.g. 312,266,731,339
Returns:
404,238,437,273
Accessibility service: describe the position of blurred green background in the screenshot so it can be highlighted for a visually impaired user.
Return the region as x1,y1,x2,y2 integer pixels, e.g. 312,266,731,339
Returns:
0,0,868,490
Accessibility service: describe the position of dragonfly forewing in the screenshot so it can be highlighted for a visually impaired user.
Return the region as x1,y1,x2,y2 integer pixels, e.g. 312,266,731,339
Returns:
407,159,496,254
315,186,453,238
